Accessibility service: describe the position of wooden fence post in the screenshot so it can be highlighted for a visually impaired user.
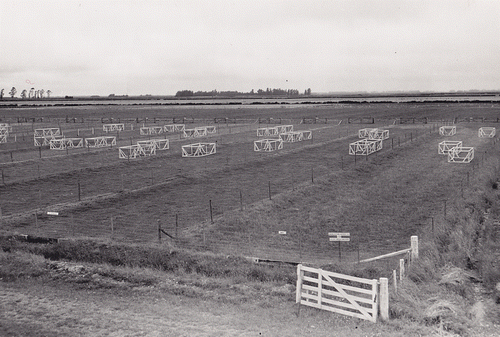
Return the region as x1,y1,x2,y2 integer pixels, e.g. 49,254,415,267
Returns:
393,270,397,294
399,258,405,280
296,264,303,316
379,277,389,321
411,235,419,261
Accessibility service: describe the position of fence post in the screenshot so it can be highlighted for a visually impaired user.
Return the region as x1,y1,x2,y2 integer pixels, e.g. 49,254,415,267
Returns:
411,235,419,261
296,264,303,316
379,277,389,321
399,258,405,280
393,270,397,294
318,269,322,307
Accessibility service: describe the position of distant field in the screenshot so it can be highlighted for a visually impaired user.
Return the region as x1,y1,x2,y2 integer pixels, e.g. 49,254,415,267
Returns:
1,102,499,265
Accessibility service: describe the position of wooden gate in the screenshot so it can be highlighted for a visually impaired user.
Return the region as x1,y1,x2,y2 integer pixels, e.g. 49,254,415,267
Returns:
296,264,379,322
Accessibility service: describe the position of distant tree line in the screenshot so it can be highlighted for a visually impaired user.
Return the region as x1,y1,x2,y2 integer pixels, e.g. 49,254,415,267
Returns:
175,88,312,98
0,87,52,99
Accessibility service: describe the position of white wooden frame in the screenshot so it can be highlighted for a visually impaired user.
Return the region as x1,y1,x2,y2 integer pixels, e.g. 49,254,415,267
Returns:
296,264,379,323
182,143,216,157
439,126,456,136
119,145,144,159
254,139,284,152
205,126,217,134
49,138,84,150
137,138,169,151
103,124,125,132
349,139,382,155
135,142,156,156
438,140,462,155
164,124,185,132
183,127,207,138
140,126,164,135
34,135,63,146
279,130,312,142
276,125,294,134
0,134,6,143
257,127,279,137
478,127,496,138
448,146,474,163
34,128,60,137
358,128,378,138
0,124,12,133
368,129,389,140
85,136,117,148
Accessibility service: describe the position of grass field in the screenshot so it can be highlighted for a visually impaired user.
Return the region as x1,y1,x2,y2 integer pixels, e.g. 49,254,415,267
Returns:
1,103,498,261
1,101,500,335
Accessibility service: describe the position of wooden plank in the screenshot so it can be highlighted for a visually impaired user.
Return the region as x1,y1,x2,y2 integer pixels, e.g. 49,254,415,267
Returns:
300,300,375,322
358,248,411,263
302,278,374,296
321,288,375,305
300,265,377,285
321,296,376,314
302,275,375,292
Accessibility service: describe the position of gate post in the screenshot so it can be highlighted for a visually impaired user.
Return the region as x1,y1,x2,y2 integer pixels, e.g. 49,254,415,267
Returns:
379,277,389,321
411,236,419,261
296,264,303,303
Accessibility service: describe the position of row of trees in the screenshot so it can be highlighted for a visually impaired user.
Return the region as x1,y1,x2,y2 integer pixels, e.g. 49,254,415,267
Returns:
0,87,52,99
175,88,312,98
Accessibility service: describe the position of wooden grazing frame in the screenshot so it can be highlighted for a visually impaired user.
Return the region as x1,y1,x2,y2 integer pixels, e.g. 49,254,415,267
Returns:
478,127,496,138
205,125,217,134
34,135,63,146
439,125,456,136
85,136,116,148
49,138,84,150
296,264,380,323
137,138,169,151
448,146,474,163
257,127,279,137
276,125,294,134
119,145,145,159
254,139,284,152
279,130,312,143
358,128,378,138
368,129,389,140
0,125,9,143
183,127,208,138
0,123,12,131
349,139,382,156
34,128,60,137
103,123,124,132
438,140,462,155
139,126,164,135
164,124,185,132
182,143,216,157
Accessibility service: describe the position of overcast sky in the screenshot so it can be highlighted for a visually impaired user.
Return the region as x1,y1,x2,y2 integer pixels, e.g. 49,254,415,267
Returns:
1,0,499,97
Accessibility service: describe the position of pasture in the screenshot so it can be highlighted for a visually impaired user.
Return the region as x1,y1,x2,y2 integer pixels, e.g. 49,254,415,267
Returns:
1,102,499,268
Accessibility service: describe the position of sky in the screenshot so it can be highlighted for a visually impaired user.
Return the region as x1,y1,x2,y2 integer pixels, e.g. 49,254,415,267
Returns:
1,0,499,97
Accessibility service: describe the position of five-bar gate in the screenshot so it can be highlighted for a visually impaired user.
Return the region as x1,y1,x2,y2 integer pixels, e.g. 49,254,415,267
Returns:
296,264,380,322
